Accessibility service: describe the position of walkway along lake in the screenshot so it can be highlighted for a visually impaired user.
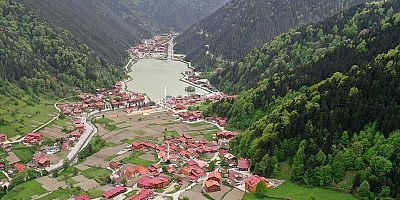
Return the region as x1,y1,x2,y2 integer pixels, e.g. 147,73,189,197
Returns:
126,59,209,100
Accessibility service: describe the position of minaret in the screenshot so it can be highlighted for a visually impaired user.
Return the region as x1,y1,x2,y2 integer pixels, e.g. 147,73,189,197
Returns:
164,83,167,107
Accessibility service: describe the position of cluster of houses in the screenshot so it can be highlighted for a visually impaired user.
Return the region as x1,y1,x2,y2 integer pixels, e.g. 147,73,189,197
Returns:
102,126,274,199
183,71,219,92
166,96,206,110
60,82,148,117
177,111,203,122
103,186,154,200
129,33,174,59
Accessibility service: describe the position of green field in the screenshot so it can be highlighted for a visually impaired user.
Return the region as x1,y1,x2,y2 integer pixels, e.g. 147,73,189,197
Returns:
0,171,7,180
187,122,209,127
104,154,118,161
125,190,139,198
51,118,72,127
93,117,119,131
37,188,82,200
58,96,80,104
1,180,47,200
164,130,179,138
87,189,103,198
121,136,159,144
82,167,112,185
93,117,115,124
0,149,8,164
188,102,211,112
0,95,56,138
12,143,36,163
243,181,358,200
134,130,145,135
148,121,180,126
122,151,157,167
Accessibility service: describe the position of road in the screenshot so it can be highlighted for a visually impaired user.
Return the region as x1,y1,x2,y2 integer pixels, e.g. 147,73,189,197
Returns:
45,109,104,172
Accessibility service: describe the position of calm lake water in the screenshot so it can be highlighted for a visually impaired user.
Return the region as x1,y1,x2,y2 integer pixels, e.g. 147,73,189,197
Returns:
126,59,209,100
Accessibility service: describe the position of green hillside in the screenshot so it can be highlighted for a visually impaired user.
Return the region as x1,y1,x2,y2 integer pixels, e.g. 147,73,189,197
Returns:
206,1,400,198
0,0,124,97
175,0,365,71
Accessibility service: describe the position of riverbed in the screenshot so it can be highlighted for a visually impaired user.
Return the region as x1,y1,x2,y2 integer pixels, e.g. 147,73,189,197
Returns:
126,59,209,100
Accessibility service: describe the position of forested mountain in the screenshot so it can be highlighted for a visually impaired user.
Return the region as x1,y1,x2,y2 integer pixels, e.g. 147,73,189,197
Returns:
0,0,123,100
175,0,365,70
206,0,400,198
129,0,230,32
19,0,162,64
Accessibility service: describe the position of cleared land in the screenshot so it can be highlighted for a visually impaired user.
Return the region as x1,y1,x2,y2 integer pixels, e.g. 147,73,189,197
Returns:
242,181,358,200
1,180,48,200
0,95,57,138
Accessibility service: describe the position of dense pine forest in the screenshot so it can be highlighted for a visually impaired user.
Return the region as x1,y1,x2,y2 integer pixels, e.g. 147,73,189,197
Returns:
19,0,161,65
206,0,400,198
129,0,230,32
0,0,124,99
175,0,365,71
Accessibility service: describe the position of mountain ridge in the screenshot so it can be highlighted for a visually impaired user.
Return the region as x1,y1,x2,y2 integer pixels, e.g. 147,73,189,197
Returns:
175,0,365,70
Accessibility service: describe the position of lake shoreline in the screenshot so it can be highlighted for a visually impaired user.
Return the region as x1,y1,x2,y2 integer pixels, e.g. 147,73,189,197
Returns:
124,58,209,101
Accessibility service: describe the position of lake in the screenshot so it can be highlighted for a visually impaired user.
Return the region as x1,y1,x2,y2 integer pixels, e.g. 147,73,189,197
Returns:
126,59,209,100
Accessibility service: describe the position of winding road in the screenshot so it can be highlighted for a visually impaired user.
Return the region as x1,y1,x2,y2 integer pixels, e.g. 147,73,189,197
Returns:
45,109,105,172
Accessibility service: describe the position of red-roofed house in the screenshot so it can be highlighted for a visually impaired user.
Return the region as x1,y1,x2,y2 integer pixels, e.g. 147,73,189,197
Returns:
63,109,72,115
238,158,250,171
130,189,153,200
188,160,198,166
24,133,42,144
216,118,227,127
207,171,221,183
204,180,221,193
137,176,152,189
103,186,126,199
70,131,82,139
73,108,82,115
191,167,205,180
131,142,143,150
216,131,239,140
167,165,176,174
175,104,184,110
245,175,269,193
181,166,191,176
95,102,105,110
75,123,85,132
178,137,187,143
135,166,149,175
109,161,121,170
37,157,50,168
73,118,81,124
0,134,7,142
143,142,156,149
14,162,25,172
149,175,170,189
75,194,91,200
125,166,136,177
179,150,189,158
228,170,241,184
1,143,11,152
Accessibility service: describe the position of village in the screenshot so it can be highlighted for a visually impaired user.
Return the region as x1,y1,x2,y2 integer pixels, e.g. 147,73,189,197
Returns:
129,33,176,60
0,79,283,200
0,33,283,200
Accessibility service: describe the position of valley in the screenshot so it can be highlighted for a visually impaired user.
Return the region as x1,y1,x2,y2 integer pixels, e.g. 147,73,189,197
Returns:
0,32,362,200
1,0,400,200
